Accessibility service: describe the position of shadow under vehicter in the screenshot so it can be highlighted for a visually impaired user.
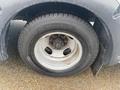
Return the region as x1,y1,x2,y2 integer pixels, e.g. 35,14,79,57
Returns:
0,0,120,76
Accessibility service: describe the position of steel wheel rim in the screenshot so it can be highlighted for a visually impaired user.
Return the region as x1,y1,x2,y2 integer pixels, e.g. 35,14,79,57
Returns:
34,32,83,71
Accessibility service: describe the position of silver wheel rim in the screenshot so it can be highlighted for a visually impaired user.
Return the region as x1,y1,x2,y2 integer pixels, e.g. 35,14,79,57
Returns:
34,32,83,71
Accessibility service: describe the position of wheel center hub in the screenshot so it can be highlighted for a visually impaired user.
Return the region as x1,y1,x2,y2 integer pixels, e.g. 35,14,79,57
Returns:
49,34,68,50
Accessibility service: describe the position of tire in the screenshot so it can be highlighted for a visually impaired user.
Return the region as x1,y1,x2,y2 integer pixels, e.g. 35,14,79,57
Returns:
18,14,99,77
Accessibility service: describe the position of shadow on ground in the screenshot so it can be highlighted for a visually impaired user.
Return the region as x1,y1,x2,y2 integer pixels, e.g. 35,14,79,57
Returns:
0,20,119,90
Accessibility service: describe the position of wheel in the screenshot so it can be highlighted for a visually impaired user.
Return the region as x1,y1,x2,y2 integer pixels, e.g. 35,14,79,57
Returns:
18,14,99,76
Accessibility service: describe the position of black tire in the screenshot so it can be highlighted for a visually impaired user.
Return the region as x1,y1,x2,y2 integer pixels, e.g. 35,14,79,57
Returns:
18,14,99,77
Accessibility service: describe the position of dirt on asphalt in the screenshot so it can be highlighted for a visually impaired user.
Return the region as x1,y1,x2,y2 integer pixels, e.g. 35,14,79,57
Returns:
0,56,120,90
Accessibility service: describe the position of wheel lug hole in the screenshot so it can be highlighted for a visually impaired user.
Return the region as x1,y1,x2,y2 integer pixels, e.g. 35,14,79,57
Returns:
45,47,52,55
69,36,73,40
63,48,71,56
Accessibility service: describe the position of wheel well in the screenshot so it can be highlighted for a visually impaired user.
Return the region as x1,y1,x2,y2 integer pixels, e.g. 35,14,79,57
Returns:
6,2,112,65
14,2,95,22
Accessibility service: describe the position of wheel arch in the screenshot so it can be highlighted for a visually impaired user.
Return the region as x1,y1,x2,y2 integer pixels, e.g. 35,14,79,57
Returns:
1,1,113,67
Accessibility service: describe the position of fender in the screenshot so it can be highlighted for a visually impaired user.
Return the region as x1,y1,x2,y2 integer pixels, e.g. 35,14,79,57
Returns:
0,0,119,67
